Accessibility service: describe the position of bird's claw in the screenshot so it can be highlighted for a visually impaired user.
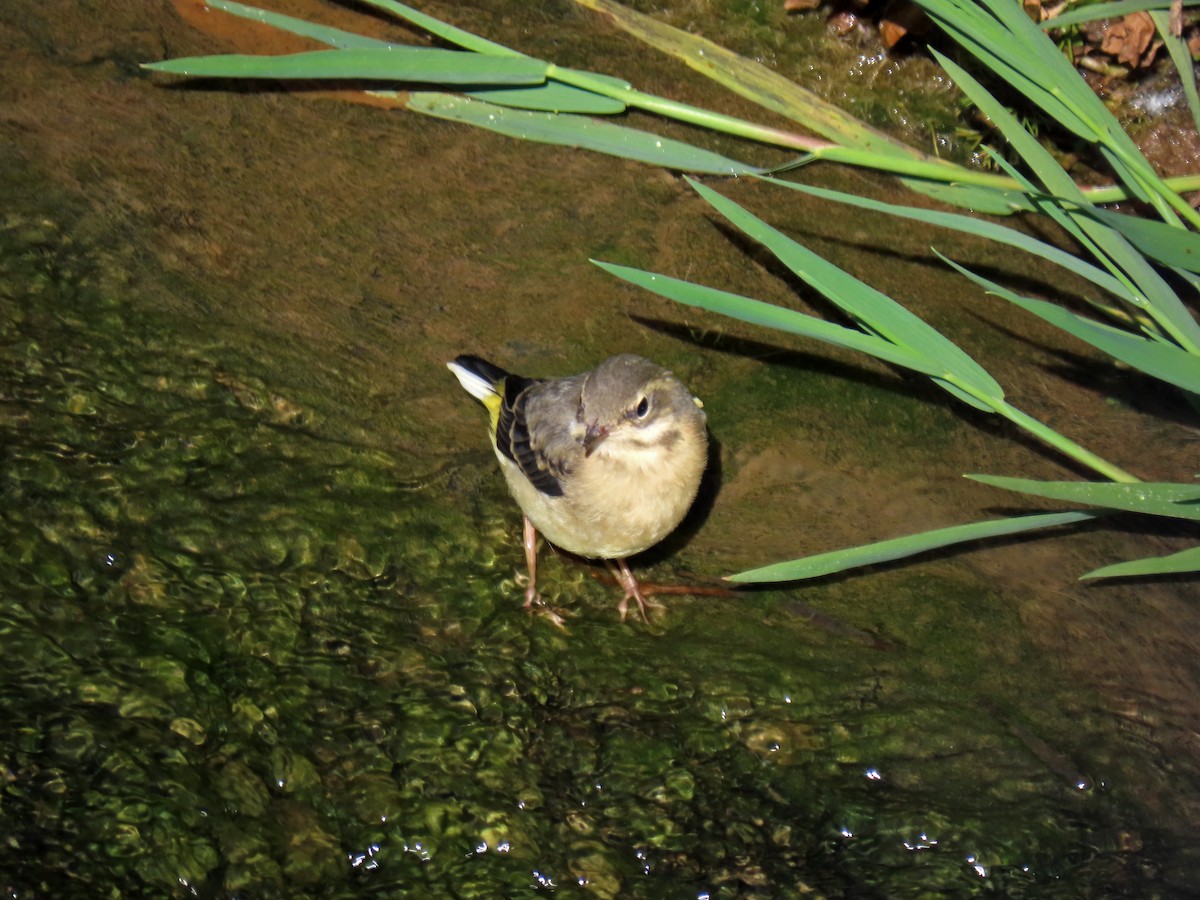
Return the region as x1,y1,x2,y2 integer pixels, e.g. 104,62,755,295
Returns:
517,574,569,629
617,590,665,624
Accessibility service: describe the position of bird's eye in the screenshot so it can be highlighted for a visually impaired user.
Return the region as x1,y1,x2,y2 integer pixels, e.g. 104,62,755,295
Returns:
635,396,650,418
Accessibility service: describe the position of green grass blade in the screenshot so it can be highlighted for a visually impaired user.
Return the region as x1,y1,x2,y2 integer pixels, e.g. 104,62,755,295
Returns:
922,7,1094,141
1151,9,1200,138
1083,544,1200,579
353,0,525,57
143,47,549,85
206,0,395,49
466,83,625,114
936,51,1200,350
932,50,1087,204
573,0,924,159
686,178,1006,398
1080,205,1200,274
924,0,1200,230
969,475,1200,520
202,0,627,116
1046,0,1198,30
407,93,762,175
728,510,1099,582
941,253,1200,393
763,178,1139,304
590,261,948,376
898,180,1033,215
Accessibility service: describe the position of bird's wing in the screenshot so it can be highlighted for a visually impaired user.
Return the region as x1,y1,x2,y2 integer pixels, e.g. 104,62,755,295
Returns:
497,376,578,498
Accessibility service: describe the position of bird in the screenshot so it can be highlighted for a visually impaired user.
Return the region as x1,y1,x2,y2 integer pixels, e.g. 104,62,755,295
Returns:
447,353,708,622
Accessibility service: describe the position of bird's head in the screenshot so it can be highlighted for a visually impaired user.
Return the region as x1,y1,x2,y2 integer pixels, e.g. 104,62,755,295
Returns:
576,354,706,462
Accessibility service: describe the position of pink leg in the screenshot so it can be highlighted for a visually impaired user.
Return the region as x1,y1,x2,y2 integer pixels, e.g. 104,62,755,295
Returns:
520,517,566,628
608,559,665,623
521,515,539,608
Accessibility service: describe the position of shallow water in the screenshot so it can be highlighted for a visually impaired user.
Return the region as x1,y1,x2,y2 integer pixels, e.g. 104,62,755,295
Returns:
3,0,1200,897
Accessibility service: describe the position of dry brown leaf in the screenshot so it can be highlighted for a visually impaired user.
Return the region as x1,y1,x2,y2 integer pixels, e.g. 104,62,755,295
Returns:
1100,11,1160,68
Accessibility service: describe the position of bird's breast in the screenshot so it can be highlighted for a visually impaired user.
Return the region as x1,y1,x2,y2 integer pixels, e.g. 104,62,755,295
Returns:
499,424,706,560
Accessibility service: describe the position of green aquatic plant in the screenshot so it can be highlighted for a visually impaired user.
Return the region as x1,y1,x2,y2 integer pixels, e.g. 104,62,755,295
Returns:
594,0,1200,581
142,0,1200,578
1042,1,1200,136
143,0,1200,213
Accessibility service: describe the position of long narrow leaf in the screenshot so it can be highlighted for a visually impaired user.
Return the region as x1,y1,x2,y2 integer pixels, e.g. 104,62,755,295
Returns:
355,0,525,57
1082,205,1200,275
1083,544,1200,579
206,0,396,49
1046,0,1196,28
941,253,1200,394
144,47,549,84
969,475,1200,520
466,83,625,114
1151,9,1200,138
762,178,1138,304
407,93,762,175
199,2,625,113
728,511,1099,582
686,178,1005,399
591,260,947,375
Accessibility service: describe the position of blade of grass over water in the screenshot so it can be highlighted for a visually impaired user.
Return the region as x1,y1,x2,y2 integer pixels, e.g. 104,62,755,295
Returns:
728,511,1100,582
938,253,1200,395
1080,206,1200,274
916,0,1200,230
408,93,764,174
969,475,1200,520
463,83,627,115
589,262,951,377
1083,544,1200,579
596,179,1140,482
684,179,1004,399
143,47,550,84
933,49,1200,354
761,179,1139,304
205,0,396,49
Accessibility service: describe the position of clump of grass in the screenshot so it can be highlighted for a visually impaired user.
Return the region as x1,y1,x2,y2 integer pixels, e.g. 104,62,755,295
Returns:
594,0,1200,581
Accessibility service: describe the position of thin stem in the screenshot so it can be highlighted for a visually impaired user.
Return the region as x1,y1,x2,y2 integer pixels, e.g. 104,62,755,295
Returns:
548,64,829,153
989,397,1141,484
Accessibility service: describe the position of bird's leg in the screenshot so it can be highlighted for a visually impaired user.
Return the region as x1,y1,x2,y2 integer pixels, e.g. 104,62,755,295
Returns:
521,515,540,609
608,558,665,623
519,516,567,628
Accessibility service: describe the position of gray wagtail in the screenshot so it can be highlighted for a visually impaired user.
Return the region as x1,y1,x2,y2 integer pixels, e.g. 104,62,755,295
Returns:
448,354,708,621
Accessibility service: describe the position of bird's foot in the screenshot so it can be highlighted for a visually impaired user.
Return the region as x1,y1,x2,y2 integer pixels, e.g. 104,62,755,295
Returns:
516,573,569,629
616,588,665,624
596,561,738,622
608,560,666,624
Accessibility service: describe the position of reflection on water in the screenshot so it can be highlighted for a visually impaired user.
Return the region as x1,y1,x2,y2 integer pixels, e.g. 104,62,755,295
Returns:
3,216,1194,896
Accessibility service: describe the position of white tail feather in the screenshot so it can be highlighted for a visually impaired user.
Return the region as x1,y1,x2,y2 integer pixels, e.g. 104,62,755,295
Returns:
446,360,499,402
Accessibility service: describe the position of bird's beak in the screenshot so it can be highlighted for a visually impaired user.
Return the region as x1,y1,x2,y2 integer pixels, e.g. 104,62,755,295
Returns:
583,422,609,457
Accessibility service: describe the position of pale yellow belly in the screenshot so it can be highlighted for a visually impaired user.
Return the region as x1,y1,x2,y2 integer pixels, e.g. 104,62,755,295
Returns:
496,443,704,560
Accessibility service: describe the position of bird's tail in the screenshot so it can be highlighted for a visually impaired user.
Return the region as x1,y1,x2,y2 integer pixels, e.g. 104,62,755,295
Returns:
447,355,510,399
